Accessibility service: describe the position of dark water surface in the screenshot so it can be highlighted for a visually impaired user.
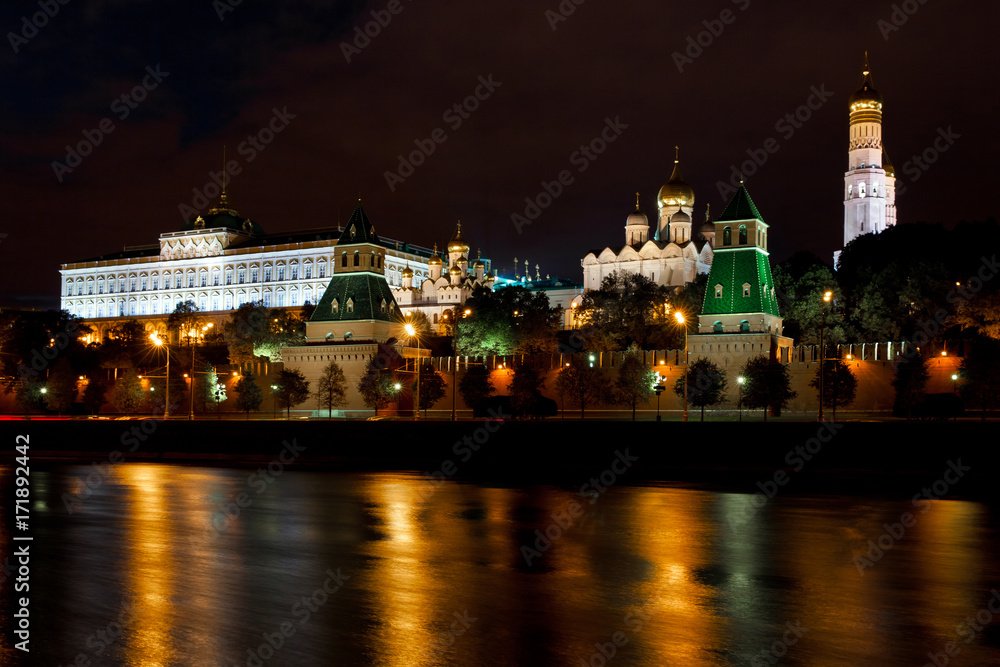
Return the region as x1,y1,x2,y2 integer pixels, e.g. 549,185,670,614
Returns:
2,464,1000,666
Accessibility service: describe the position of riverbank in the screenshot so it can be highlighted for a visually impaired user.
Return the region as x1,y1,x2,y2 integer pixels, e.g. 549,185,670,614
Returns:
1,420,994,499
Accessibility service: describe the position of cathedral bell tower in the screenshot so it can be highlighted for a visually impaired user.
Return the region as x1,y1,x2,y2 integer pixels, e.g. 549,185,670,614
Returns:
839,53,896,267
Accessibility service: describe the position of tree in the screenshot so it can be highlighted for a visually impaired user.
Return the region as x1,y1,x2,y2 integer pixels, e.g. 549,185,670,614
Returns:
100,319,148,369
958,337,1000,419
614,346,655,421
457,286,560,357
223,302,307,364
673,357,728,422
316,359,348,417
809,359,858,421
458,363,495,413
772,254,848,345
114,367,144,414
358,358,397,415
199,364,226,417
576,271,674,350
273,369,311,419
82,378,108,415
554,355,608,419
45,358,78,415
14,379,45,418
892,352,929,420
167,300,202,345
955,292,1000,340
234,371,264,420
509,365,546,419
414,362,446,416
739,356,796,421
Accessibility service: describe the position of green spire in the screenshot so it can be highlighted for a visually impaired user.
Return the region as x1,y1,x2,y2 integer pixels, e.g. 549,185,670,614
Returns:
717,184,763,222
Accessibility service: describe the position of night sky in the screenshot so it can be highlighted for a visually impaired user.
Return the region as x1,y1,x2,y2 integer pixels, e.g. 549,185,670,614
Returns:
1,0,996,309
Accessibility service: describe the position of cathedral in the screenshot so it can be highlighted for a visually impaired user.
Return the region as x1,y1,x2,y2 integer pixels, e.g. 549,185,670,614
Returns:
836,54,897,267
581,150,714,292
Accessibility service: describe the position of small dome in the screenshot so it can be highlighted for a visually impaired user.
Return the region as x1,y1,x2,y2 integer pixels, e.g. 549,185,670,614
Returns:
700,220,715,234
401,265,413,278
428,244,443,265
671,211,691,224
447,221,470,254
849,59,883,110
449,264,462,275
473,258,486,268
627,209,648,227
882,151,895,178
658,157,695,208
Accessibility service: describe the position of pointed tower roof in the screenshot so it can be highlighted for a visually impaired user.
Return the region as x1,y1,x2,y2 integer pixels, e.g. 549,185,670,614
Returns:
717,183,763,222
338,201,381,245
849,51,883,108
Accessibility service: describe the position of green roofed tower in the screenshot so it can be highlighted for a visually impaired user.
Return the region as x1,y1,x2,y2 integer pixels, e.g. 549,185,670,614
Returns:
698,183,783,336
305,202,401,343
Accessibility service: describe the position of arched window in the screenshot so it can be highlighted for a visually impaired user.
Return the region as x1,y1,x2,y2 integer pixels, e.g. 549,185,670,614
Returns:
353,251,360,267
332,299,339,314
723,226,732,246
713,321,723,333
739,225,747,245
277,265,285,281
740,320,750,332
346,298,354,314
341,253,348,268
742,283,751,297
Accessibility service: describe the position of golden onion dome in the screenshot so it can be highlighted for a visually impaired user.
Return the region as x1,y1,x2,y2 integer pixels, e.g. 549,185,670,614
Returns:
428,244,443,266
849,55,884,110
447,221,470,254
449,264,462,275
657,148,694,208
401,265,413,278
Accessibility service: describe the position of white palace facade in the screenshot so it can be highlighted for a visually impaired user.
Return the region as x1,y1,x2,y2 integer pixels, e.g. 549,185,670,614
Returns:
581,151,714,293
59,192,494,341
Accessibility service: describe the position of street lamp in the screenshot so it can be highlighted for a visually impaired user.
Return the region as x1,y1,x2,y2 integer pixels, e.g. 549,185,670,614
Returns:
952,373,959,394
404,321,420,420
675,311,688,422
150,333,169,419
818,290,832,423
271,384,279,419
652,372,665,422
737,376,745,422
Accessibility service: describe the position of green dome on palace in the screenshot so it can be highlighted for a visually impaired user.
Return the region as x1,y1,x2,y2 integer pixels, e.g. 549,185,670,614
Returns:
181,194,265,236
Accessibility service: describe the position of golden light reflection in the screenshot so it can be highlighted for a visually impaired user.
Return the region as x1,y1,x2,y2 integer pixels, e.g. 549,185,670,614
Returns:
119,464,177,666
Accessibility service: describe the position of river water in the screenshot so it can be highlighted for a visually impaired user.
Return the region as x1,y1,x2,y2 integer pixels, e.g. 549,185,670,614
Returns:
2,464,999,666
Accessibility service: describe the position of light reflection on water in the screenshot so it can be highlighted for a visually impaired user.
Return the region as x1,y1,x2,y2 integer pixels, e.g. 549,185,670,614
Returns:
1,465,999,666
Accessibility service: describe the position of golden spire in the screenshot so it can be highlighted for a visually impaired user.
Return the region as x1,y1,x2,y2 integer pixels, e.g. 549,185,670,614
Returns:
220,145,228,207
863,50,870,76
674,145,680,164
635,192,640,211
705,203,711,221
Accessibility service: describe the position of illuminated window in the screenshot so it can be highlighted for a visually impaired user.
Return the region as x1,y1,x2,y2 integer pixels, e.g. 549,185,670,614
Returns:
739,225,747,245
277,266,285,281
332,299,339,314
714,321,723,333
741,320,749,332
723,226,732,246
263,266,272,282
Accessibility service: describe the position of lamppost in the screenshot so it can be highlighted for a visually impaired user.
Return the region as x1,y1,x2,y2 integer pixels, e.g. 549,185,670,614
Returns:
818,290,832,423
737,376,745,422
652,372,665,422
404,319,420,420
952,373,959,394
150,333,170,419
271,384,279,419
675,311,688,422
187,322,213,420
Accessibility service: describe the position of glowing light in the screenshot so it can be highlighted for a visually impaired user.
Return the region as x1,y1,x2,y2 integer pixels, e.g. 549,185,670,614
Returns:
737,376,745,385
941,351,948,357
674,312,685,324
823,291,833,302
404,323,416,337
394,383,402,391
951,374,958,381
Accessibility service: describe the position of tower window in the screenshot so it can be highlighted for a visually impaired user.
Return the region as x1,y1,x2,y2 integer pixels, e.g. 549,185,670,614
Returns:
715,284,723,299
341,253,347,268
332,299,339,314
353,251,359,267
743,283,751,297
713,321,723,333
739,225,747,245
723,226,732,246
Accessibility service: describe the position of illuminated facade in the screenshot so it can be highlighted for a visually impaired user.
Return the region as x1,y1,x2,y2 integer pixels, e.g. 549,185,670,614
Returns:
837,54,897,268
581,152,714,292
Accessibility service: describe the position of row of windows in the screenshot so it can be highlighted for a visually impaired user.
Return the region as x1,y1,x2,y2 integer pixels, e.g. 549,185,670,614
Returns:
64,261,329,296
847,182,879,199
721,225,754,247
65,286,318,318
714,282,772,299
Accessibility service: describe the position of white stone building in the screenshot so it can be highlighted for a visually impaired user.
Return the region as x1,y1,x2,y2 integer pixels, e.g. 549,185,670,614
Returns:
837,54,897,268
581,153,714,293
